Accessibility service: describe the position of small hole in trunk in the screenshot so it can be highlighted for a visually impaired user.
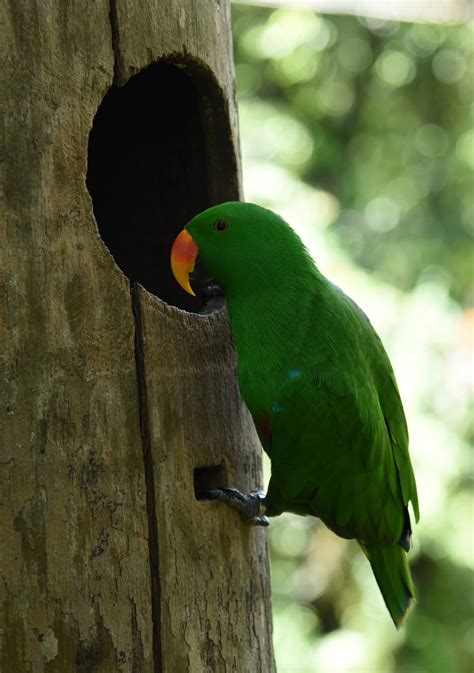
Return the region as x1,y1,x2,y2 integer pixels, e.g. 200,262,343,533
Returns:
194,464,227,500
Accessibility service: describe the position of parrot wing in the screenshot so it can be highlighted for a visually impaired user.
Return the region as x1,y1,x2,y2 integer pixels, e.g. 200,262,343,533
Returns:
380,370,420,523
266,363,416,547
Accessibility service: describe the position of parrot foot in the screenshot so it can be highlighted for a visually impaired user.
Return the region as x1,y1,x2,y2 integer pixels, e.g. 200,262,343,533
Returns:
204,487,269,526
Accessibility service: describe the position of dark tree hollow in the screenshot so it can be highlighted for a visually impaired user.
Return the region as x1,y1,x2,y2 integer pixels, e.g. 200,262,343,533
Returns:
86,61,239,311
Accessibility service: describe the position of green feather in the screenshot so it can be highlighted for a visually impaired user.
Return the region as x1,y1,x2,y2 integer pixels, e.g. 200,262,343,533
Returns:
183,201,420,626
359,542,415,628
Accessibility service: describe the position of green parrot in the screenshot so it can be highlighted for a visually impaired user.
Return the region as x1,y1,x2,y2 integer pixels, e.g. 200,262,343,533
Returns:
171,201,419,628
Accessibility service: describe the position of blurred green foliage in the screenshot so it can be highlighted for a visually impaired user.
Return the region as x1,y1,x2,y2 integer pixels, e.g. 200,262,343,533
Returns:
232,6,473,672
233,7,473,305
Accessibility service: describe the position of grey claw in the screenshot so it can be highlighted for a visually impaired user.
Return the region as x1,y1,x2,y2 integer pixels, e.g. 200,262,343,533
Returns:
250,490,266,499
254,516,270,527
202,489,228,501
203,487,267,523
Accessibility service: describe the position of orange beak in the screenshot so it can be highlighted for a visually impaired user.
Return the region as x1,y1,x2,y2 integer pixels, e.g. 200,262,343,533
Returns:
170,229,198,296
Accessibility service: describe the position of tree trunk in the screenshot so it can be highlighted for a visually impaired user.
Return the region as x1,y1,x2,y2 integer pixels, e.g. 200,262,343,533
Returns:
0,1,275,671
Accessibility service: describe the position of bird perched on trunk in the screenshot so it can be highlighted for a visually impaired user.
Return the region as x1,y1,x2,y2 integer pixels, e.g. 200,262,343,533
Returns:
171,202,419,628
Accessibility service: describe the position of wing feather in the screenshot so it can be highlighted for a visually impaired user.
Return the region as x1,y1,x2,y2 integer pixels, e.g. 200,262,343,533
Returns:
267,366,413,545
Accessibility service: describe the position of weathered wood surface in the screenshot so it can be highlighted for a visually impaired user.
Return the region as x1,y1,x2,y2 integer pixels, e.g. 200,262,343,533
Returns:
111,0,241,165
0,1,275,672
137,291,274,672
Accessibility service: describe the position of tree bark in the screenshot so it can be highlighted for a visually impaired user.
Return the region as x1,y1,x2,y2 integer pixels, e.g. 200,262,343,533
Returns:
0,1,275,671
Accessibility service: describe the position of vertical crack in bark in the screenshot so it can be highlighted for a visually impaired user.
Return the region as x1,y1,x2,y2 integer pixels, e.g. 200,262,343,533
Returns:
131,283,163,673
108,0,122,85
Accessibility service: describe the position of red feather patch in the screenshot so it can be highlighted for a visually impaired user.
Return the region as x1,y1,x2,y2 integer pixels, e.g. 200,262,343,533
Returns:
258,414,271,442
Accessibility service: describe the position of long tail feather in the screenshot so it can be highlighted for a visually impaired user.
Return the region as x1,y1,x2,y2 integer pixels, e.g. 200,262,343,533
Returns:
359,541,415,628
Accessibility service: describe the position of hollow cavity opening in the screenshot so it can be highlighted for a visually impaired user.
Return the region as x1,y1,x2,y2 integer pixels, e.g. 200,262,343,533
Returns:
194,464,227,500
86,61,238,311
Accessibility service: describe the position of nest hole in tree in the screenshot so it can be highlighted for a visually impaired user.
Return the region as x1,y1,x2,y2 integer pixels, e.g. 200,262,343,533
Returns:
194,464,227,500
86,61,239,312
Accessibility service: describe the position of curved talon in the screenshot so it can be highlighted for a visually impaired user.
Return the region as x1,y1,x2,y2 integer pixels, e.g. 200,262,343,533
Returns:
249,489,265,497
254,516,270,527
203,489,230,501
202,487,268,524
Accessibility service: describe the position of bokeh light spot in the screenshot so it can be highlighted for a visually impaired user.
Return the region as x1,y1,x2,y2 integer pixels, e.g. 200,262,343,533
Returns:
415,124,449,158
318,81,355,116
258,9,332,58
375,49,416,87
456,129,474,169
337,37,372,72
405,24,440,57
273,46,319,85
432,49,466,83
365,196,400,232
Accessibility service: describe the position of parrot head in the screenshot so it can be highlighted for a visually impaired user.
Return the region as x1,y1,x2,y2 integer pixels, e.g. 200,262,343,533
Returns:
171,201,311,298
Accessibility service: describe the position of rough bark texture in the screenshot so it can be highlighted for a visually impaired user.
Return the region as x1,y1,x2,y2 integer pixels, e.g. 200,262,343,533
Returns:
0,1,275,672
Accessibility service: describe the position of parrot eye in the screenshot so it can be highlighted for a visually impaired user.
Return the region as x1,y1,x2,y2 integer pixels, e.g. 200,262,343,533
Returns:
213,220,228,232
